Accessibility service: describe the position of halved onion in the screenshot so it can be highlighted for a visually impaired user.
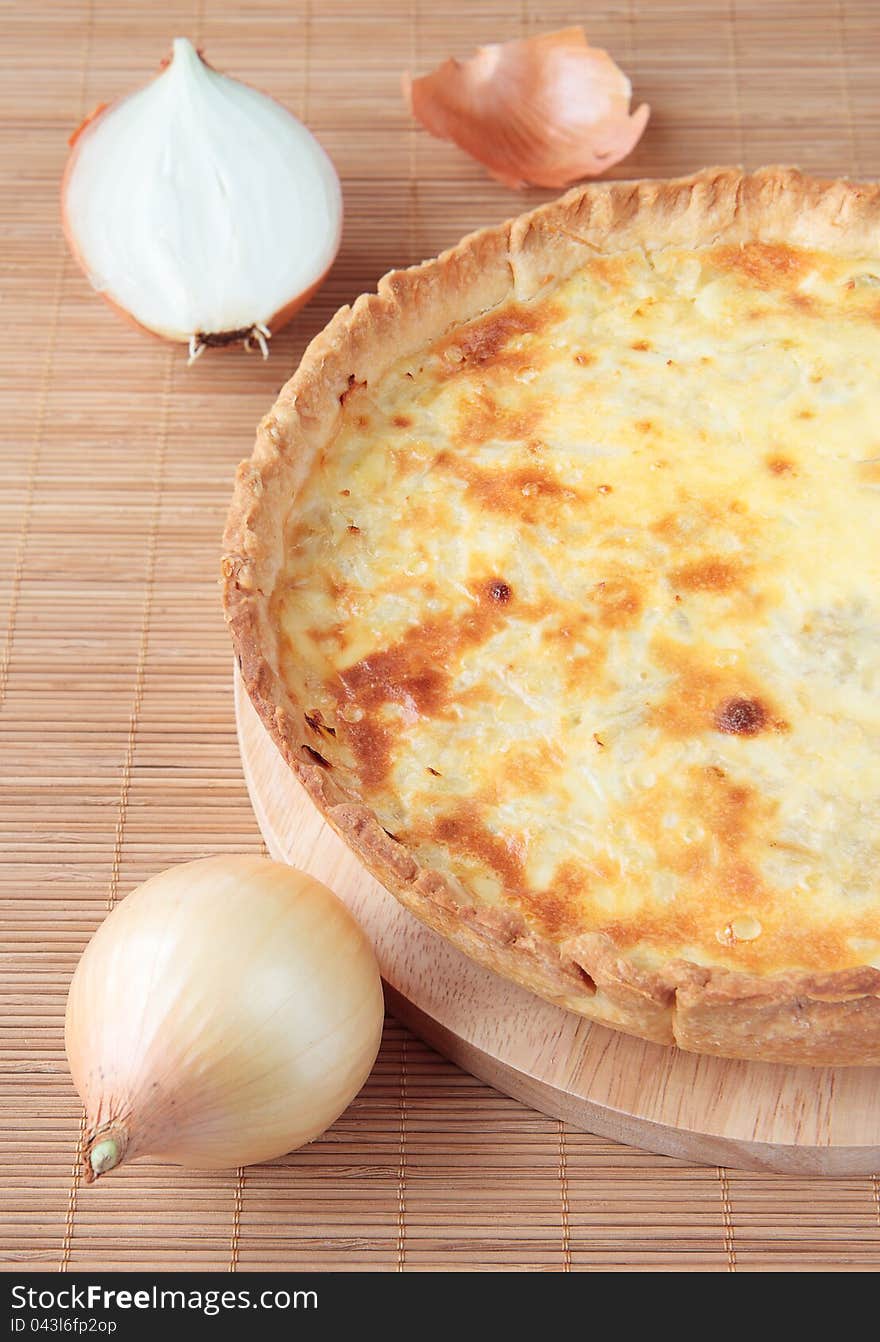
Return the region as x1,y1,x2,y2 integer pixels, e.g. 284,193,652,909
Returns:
62,38,342,361
405,27,649,190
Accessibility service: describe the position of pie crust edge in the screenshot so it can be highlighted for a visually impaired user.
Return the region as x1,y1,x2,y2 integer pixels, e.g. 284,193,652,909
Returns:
222,167,880,1066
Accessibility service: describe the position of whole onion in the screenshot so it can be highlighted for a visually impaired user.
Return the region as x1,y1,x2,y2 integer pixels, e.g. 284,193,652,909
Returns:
65,856,384,1178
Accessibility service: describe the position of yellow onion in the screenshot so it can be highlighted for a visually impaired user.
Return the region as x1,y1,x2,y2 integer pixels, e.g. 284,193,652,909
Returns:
65,856,384,1179
62,38,342,362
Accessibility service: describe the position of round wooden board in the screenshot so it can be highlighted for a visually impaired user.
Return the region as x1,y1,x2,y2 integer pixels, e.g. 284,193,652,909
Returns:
235,670,880,1175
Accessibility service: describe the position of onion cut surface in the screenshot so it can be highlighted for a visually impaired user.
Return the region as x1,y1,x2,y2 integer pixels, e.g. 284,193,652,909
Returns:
62,38,342,359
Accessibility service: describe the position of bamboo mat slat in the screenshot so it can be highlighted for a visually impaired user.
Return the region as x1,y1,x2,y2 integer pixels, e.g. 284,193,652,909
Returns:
2,0,880,1274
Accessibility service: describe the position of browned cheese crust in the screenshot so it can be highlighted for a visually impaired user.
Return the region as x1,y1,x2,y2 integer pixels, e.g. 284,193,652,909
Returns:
223,168,880,1065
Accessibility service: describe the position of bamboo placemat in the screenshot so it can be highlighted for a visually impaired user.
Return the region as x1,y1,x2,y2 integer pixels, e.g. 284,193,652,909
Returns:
2,0,880,1273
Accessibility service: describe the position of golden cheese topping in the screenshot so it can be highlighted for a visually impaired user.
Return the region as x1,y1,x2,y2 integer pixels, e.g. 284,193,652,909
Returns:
274,241,880,977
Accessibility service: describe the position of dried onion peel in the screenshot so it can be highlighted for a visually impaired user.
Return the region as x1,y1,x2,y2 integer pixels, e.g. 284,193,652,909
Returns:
62,38,342,362
65,857,384,1178
404,27,649,190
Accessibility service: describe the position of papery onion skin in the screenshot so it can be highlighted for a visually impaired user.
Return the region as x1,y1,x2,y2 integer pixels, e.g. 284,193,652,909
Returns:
61,39,342,356
405,27,649,190
65,857,384,1178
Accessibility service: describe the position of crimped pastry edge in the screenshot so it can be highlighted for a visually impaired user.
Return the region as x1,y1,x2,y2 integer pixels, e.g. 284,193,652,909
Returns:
222,167,880,1066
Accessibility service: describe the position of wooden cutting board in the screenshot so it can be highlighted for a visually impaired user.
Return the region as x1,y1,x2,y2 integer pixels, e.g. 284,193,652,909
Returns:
235,669,880,1175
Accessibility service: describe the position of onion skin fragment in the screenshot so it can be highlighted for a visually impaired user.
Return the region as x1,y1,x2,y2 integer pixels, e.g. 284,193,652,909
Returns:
405,26,649,190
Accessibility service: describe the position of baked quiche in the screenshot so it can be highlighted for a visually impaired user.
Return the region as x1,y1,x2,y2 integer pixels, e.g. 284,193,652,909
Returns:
223,168,880,1066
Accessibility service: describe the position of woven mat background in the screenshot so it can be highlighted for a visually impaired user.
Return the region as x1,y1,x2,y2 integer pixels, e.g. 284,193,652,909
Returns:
2,0,880,1273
